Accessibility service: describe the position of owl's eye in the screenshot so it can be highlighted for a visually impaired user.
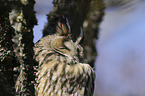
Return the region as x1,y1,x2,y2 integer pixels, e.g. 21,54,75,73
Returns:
59,47,66,49
59,46,70,51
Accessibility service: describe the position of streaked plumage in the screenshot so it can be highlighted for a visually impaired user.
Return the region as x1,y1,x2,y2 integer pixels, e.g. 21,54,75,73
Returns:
34,19,95,96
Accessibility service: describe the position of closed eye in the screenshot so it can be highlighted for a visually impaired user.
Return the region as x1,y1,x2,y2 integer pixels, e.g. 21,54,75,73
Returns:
59,47,66,49
59,46,70,51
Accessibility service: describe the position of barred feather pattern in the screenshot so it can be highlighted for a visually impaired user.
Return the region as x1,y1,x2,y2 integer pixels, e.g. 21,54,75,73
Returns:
34,22,95,96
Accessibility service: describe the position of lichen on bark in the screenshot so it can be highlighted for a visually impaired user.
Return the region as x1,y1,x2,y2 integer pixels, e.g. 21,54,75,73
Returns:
9,0,37,95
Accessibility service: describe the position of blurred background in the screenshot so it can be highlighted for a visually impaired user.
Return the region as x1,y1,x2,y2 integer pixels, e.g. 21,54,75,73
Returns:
33,0,53,43
34,0,145,95
94,0,145,96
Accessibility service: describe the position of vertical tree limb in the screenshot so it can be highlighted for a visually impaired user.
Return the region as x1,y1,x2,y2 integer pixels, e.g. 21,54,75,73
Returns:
9,0,37,95
83,0,105,67
0,0,16,95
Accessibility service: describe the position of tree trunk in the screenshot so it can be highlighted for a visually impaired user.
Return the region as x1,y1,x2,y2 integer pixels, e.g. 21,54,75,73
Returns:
9,0,37,95
0,0,16,95
0,0,37,95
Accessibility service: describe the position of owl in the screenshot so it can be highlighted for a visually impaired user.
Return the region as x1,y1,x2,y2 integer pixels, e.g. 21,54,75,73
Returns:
34,18,95,96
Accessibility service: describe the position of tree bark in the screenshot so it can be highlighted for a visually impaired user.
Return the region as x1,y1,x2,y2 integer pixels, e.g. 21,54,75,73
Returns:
0,0,37,95
9,0,37,95
0,0,16,95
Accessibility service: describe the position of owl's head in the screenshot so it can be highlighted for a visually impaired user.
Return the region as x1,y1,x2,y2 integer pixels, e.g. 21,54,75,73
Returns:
51,18,83,63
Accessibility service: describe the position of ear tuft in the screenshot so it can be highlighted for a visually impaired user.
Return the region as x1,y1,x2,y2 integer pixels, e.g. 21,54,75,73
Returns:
56,18,71,36
75,27,84,44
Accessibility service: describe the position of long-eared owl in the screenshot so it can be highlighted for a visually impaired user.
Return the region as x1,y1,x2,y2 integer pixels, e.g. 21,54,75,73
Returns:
34,18,95,96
